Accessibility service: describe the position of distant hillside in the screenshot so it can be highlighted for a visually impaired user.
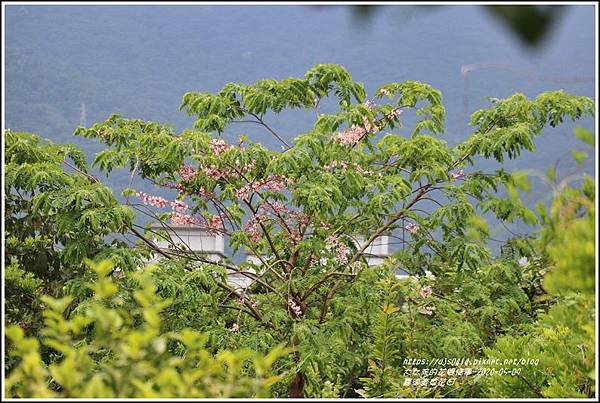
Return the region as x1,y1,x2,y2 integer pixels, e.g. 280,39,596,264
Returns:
5,5,595,192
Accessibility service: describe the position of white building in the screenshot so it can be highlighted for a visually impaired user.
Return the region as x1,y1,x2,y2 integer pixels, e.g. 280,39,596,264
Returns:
350,235,389,267
148,226,408,286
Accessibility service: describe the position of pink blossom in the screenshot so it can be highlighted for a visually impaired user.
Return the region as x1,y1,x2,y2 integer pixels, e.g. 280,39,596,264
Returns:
136,192,169,208
236,184,252,200
203,164,228,181
245,159,256,172
353,164,373,176
325,235,350,264
230,323,239,332
206,215,223,234
336,125,366,146
170,200,187,212
288,299,302,316
209,138,232,155
179,166,198,181
289,230,302,243
198,186,212,198
335,117,380,146
325,235,338,248
449,169,465,180
235,176,289,201
175,183,185,196
405,222,419,235
170,212,199,226
362,116,380,133
245,218,262,243
419,285,433,298
338,243,350,264
324,161,373,176
296,213,310,226
262,178,287,192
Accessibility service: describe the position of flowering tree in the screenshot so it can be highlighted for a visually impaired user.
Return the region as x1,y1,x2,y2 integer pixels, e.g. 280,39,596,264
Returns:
66,64,594,397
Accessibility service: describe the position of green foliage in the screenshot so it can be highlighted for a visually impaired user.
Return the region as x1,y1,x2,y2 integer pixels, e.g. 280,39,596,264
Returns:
481,163,595,398
459,91,593,163
543,182,595,296
481,294,594,398
4,64,595,398
4,129,148,374
359,276,404,398
4,130,139,272
5,260,290,398
4,260,45,357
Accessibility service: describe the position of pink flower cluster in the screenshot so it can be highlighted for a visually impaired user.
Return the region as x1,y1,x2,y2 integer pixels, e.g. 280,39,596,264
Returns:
335,117,380,146
246,221,261,242
254,202,309,243
449,169,465,180
209,138,232,155
236,176,290,201
419,285,433,298
245,215,268,243
137,192,169,208
136,188,223,232
336,125,366,146
324,160,350,170
206,215,223,234
202,160,256,182
230,322,240,332
203,164,229,181
288,298,302,316
198,186,213,198
170,200,187,212
179,166,198,181
288,231,302,243
171,212,199,226
326,235,350,264
405,222,419,235
262,201,288,216
259,201,308,224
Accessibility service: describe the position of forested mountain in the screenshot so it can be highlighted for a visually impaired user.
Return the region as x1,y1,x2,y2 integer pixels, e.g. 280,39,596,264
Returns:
4,4,595,212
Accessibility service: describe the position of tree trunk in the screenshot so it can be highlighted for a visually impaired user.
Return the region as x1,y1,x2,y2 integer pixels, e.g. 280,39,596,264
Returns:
288,371,305,398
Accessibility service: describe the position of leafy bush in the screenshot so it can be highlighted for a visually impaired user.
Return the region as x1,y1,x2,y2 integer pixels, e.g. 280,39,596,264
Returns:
5,260,289,398
481,156,595,398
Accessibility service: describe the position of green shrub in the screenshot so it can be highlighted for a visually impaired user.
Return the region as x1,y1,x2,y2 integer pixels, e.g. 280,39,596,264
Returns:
5,260,290,398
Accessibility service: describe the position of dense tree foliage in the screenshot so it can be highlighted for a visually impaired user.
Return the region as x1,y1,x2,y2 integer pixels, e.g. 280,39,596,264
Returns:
4,64,596,398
